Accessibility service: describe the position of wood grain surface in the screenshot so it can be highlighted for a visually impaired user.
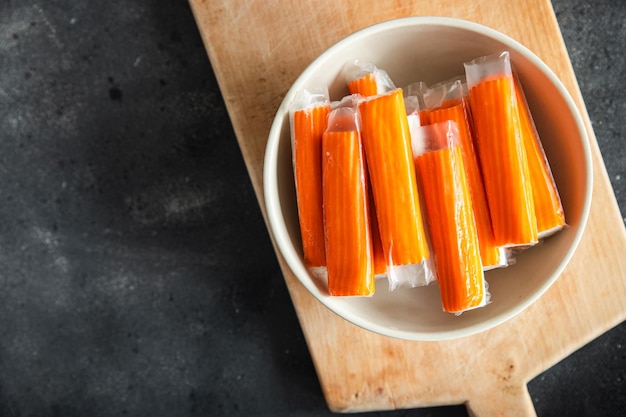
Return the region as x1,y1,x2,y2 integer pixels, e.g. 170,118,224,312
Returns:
188,0,626,415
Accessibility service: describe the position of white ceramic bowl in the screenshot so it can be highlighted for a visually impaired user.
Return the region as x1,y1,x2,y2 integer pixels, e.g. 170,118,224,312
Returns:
263,16,592,341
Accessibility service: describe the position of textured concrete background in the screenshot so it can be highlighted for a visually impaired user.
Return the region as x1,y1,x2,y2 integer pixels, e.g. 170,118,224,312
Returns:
0,1,624,416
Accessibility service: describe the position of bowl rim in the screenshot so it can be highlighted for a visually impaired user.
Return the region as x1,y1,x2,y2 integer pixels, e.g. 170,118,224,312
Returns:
263,16,593,341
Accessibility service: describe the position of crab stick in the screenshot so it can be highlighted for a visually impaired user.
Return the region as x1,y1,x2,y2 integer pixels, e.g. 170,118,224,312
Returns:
367,187,387,277
331,94,387,277
348,72,378,97
358,88,433,289
413,121,487,313
290,88,331,276
346,60,396,97
426,80,507,270
465,52,538,247
322,107,374,296
514,77,566,238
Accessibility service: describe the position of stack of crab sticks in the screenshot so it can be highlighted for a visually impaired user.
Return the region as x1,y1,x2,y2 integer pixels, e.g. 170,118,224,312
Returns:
289,51,565,314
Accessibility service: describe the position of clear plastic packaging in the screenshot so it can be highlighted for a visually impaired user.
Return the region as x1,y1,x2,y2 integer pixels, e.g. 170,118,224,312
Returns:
405,80,429,101
424,78,508,270
464,51,539,248
331,94,387,279
405,81,430,125
357,88,435,290
344,60,396,97
405,95,426,155
513,73,566,238
412,120,490,314
322,105,375,296
289,87,331,281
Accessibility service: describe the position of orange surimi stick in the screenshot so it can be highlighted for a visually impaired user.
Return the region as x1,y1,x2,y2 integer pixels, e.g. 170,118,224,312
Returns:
418,109,430,126
332,94,387,277
358,88,433,289
290,89,331,277
425,80,507,270
348,72,378,97
413,121,487,313
367,187,387,277
345,60,396,97
514,76,566,238
464,52,538,247
322,107,375,296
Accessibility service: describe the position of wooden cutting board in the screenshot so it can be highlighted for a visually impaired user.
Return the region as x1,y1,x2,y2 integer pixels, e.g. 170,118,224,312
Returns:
189,1,626,415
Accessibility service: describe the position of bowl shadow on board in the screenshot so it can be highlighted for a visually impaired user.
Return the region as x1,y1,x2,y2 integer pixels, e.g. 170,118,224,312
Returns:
270,18,591,341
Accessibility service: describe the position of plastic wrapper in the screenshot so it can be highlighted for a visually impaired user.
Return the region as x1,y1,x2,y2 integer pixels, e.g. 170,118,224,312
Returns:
344,60,396,97
357,88,434,290
367,183,388,279
405,81,430,125
412,121,490,314
331,94,388,278
331,93,362,110
425,75,469,99
423,76,466,109
513,73,566,238
322,105,375,296
424,78,508,270
289,88,331,281
464,51,539,248
404,95,426,154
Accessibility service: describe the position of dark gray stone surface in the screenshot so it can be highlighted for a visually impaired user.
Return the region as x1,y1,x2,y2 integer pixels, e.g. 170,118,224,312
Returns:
0,0,623,416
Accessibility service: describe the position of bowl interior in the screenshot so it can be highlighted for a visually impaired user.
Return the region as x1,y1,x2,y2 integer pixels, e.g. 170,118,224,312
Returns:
264,17,592,341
